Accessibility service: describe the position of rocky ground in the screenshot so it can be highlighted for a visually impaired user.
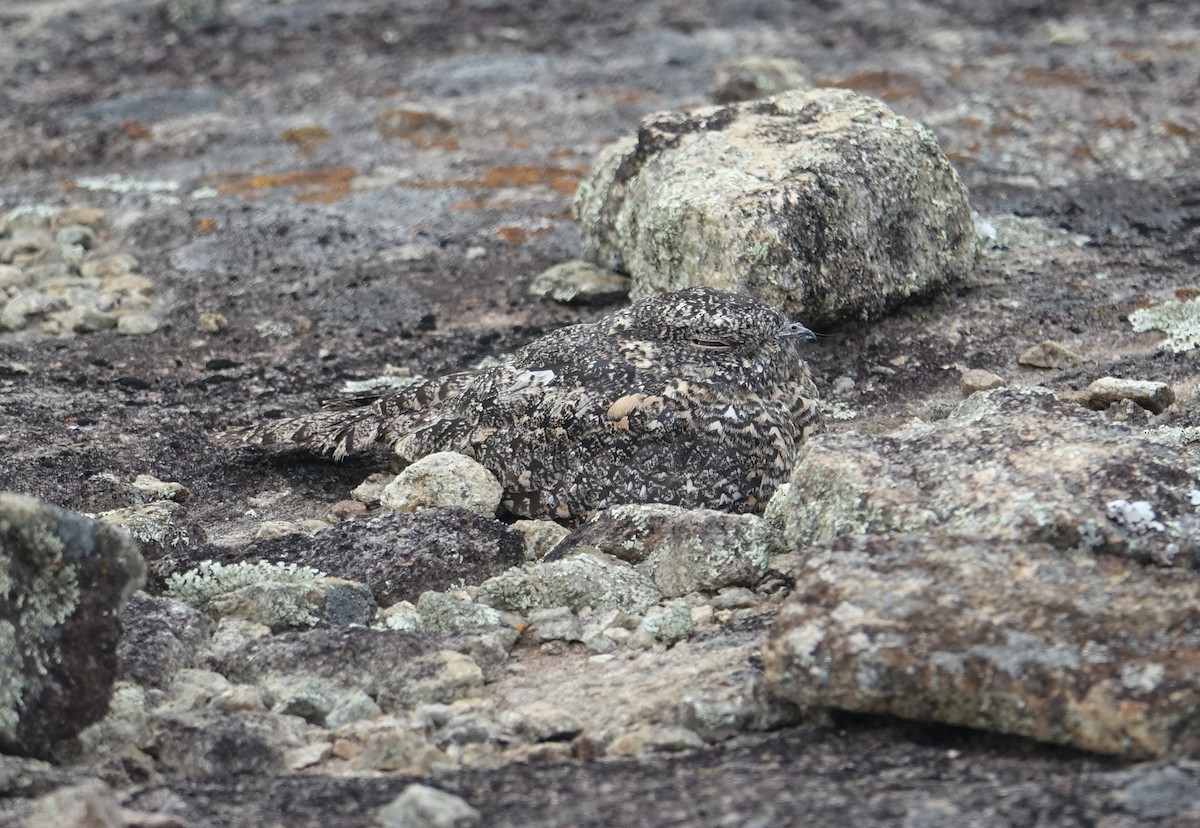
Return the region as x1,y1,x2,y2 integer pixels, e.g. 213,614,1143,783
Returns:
2,0,1200,825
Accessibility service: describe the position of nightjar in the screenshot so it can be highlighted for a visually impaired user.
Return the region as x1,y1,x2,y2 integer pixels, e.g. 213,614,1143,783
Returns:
216,287,820,524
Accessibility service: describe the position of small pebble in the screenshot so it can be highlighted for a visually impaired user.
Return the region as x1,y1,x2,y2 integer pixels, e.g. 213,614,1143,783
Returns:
374,783,481,828
830,375,856,394
117,312,160,335
330,499,369,521
1018,340,1085,369
528,259,630,305
711,586,758,609
959,368,1006,396
1066,377,1175,415
199,311,229,333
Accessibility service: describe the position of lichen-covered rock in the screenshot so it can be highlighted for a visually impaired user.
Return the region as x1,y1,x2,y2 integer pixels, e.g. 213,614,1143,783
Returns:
769,386,1200,566
381,452,503,517
763,532,1200,758
0,493,146,758
150,710,313,776
216,627,515,713
375,783,481,828
117,595,215,689
1129,297,1200,352
551,504,784,597
165,560,375,630
574,88,977,326
476,550,662,614
416,590,505,632
151,508,525,607
634,599,694,647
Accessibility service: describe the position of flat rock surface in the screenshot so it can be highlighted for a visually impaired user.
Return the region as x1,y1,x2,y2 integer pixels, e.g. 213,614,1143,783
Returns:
2,0,1200,825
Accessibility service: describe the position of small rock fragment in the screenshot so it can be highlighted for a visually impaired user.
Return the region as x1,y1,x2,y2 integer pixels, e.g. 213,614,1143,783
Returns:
380,452,503,517
636,600,694,647
711,57,812,103
476,551,662,615
416,591,505,632
198,311,228,333
527,606,583,643
24,780,124,828
552,504,783,597
1018,340,1085,369
116,312,160,335
527,259,630,304
374,784,480,828
351,472,395,507
512,518,571,561
330,498,369,521
501,700,583,743
1067,377,1175,415
959,368,1006,396
606,725,706,757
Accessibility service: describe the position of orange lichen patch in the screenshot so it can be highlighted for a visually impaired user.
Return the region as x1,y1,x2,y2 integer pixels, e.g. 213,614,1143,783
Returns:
480,165,585,196
376,108,459,149
120,120,153,140
1009,65,1099,93
452,197,514,212
495,225,551,246
403,164,585,198
281,125,332,156
210,167,356,204
195,217,217,232
1096,115,1136,131
496,226,529,246
829,70,926,101
1162,119,1194,138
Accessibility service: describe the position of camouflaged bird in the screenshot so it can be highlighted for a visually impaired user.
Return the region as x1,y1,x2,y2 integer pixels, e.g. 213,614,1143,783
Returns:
216,287,820,524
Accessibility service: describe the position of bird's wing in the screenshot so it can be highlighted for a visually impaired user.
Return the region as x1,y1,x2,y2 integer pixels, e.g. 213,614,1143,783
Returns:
213,371,479,460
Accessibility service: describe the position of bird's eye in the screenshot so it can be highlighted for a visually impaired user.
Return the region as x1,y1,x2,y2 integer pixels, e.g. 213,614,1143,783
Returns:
689,337,730,350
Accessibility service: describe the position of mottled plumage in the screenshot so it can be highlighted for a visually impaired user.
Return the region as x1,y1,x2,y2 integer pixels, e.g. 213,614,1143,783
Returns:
216,287,820,524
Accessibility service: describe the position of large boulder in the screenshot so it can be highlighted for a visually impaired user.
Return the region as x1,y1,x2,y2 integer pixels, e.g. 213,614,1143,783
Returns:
1,493,146,758
574,87,977,326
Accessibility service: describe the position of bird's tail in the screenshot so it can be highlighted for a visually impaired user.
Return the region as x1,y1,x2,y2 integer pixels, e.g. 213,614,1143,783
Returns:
213,371,478,460
213,402,390,460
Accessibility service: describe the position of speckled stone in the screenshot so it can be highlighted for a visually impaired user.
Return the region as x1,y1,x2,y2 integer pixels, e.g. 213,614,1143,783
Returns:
574,88,977,326
769,386,1200,568
764,532,1200,758
0,493,146,758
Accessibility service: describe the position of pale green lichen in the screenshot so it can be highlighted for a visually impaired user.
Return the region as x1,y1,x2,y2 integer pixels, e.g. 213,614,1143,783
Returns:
1129,298,1200,353
1,622,22,740
1141,426,1200,448
165,560,326,609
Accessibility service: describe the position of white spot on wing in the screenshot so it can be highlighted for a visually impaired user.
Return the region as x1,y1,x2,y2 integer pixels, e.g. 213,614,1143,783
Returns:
504,369,556,394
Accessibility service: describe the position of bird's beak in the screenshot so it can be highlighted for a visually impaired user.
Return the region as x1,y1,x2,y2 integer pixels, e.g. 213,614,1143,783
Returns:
777,321,816,341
